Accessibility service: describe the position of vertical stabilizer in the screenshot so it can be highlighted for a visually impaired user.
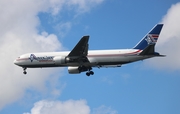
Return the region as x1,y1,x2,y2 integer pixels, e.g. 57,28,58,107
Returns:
133,24,163,51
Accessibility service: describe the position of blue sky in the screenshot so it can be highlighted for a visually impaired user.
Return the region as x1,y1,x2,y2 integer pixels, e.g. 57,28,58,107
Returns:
0,0,180,114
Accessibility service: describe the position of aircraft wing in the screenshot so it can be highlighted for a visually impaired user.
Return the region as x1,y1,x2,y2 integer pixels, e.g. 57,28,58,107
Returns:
68,36,90,63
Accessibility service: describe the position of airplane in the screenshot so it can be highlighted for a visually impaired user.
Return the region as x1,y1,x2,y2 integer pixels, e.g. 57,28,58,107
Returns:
14,24,164,76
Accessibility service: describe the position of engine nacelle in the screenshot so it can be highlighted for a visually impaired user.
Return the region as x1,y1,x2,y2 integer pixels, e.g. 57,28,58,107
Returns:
53,56,67,65
68,66,81,74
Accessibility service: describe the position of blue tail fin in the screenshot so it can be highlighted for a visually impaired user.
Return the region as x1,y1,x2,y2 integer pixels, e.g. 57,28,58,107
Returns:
133,24,163,50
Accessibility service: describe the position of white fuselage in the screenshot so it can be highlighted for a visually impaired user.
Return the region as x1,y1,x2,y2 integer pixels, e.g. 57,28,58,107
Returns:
13,24,164,75
14,49,153,68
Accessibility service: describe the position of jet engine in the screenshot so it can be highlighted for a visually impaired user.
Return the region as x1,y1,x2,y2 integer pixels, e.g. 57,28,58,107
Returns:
68,66,81,74
68,66,89,74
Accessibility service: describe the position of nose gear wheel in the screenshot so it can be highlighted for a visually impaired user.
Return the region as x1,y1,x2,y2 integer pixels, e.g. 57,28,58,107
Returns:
23,67,27,74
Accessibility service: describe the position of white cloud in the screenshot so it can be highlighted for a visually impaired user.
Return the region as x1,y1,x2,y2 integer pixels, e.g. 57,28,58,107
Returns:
67,0,104,14
0,0,63,110
24,99,90,114
24,100,118,114
92,105,118,114
48,0,66,15
0,0,104,110
145,2,180,71
54,22,72,37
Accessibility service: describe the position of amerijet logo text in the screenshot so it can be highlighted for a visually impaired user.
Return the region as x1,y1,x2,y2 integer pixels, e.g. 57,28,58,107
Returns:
29,54,54,62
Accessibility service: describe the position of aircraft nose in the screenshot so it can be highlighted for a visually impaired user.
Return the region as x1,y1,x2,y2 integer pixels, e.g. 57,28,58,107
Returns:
14,59,19,65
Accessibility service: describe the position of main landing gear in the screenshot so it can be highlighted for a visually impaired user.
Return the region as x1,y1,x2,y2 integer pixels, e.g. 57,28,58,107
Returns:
79,66,94,76
86,67,94,76
23,67,27,74
86,71,94,76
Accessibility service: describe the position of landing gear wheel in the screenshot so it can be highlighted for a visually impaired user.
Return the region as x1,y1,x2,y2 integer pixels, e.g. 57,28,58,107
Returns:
86,72,90,76
86,71,94,76
85,67,94,76
23,67,27,75
90,71,94,75
23,71,27,74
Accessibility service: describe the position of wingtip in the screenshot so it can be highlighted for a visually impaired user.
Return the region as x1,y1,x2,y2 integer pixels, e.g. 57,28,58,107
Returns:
83,35,90,37
82,35,90,39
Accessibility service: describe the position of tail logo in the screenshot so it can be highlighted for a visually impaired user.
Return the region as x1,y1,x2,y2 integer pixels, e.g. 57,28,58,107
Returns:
145,34,159,45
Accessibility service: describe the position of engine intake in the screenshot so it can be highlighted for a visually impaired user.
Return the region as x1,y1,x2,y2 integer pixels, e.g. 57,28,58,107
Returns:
68,66,89,74
68,66,80,74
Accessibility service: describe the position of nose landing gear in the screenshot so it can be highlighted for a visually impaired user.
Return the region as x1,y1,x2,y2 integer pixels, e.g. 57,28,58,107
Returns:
23,67,27,74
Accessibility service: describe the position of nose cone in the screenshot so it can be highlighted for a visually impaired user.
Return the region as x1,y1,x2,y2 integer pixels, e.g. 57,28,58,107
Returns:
14,59,17,65
14,59,19,65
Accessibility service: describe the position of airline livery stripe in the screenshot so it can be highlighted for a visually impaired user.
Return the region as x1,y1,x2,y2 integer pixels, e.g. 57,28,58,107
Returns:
16,58,29,61
88,50,142,57
151,35,159,38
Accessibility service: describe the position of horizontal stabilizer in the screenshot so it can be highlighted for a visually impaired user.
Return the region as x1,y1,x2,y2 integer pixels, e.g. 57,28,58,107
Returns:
139,44,166,57
139,44,155,55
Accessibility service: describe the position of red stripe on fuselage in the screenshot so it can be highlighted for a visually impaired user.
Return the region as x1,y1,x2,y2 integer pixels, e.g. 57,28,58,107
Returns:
88,50,141,57
16,58,29,61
